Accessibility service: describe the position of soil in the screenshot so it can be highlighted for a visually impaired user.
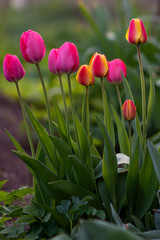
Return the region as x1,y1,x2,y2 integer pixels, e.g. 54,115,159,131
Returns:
0,94,32,192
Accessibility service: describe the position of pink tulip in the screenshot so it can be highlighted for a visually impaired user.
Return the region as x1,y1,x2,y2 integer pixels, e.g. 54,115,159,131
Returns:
122,100,136,121
56,42,79,74
107,59,127,84
48,48,61,75
3,54,25,82
20,30,46,64
89,53,108,78
76,65,95,86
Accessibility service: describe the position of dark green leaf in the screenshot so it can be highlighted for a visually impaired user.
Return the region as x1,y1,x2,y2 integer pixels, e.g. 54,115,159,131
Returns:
127,139,140,219
147,140,160,184
5,129,25,152
77,219,142,240
116,171,127,214
134,148,157,218
23,203,45,219
146,68,155,131
69,155,94,192
111,105,129,155
49,180,104,210
52,234,72,240
72,111,92,169
96,115,117,209
25,103,57,172
53,97,68,144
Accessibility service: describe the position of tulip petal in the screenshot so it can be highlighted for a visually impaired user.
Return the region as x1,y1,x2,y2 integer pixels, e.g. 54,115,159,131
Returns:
140,19,148,43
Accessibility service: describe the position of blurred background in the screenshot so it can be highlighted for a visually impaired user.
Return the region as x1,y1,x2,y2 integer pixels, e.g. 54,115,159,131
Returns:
1,0,160,191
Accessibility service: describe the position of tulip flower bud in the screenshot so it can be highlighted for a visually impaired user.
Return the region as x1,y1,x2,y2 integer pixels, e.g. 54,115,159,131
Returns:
122,100,136,121
89,52,108,78
3,54,25,82
20,30,46,64
126,18,147,44
107,59,127,84
56,42,79,74
76,65,95,86
48,48,61,75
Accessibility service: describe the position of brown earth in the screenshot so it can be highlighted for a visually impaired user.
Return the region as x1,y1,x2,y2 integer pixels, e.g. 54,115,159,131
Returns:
0,94,32,192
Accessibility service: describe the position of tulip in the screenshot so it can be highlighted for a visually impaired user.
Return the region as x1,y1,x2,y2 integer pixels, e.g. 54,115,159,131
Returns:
122,100,136,121
56,42,79,74
48,48,61,75
3,54,25,82
20,30,46,64
126,18,147,45
89,53,108,78
107,59,127,84
76,65,95,86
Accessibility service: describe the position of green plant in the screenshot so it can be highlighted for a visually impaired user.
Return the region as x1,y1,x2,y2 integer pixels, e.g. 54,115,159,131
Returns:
2,7,160,240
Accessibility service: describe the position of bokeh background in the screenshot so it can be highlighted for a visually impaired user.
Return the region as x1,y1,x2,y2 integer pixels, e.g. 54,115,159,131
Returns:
1,0,160,191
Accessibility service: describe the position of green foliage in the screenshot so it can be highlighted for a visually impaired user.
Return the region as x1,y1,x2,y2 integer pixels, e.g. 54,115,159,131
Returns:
2,1,160,239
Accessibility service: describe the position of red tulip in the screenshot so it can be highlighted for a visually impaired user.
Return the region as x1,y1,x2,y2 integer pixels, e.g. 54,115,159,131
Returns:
122,100,136,121
126,18,147,44
107,59,127,84
76,65,95,86
48,48,61,75
3,54,25,82
89,53,108,78
56,42,79,74
20,30,46,64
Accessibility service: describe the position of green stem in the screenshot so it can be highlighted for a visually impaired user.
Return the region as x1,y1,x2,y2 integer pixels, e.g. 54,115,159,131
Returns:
86,86,89,139
15,82,35,157
128,121,132,160
58,74,71,147
137,44,146,147
36,63,53,135
67,74,74,110
100,77,107,127
116,84,124,125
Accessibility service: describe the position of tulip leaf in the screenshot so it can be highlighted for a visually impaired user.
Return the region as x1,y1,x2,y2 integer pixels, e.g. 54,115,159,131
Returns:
96,115,117,209
72,110,92,169
122,72,134,102
12,151,62,202
53,98,68,145
126,139,140,220
50,136,72,171
103,89,115,147
116,171,128,214
146,69,155,132
147,140,160,184
25,103,58,173
50,136,94,192
98,179,112,221
68,155,94,192
5,129,25,153
53,234,72,240
49,180,104,210
134,148,157,218
110,203,123,227
77,219,142,240
122,73,142,142
111,105,129,155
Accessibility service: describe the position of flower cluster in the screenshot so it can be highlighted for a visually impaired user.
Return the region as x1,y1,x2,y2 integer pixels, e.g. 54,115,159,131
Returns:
3,17,147,130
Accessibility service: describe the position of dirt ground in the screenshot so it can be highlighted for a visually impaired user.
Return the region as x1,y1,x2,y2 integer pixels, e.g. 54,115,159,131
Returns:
0,94,32,192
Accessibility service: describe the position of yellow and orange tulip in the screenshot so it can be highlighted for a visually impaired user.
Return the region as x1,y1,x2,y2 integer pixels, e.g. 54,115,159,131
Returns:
89,53,108,78
126,18,147,44
76,65,95,86
122,100,136,121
